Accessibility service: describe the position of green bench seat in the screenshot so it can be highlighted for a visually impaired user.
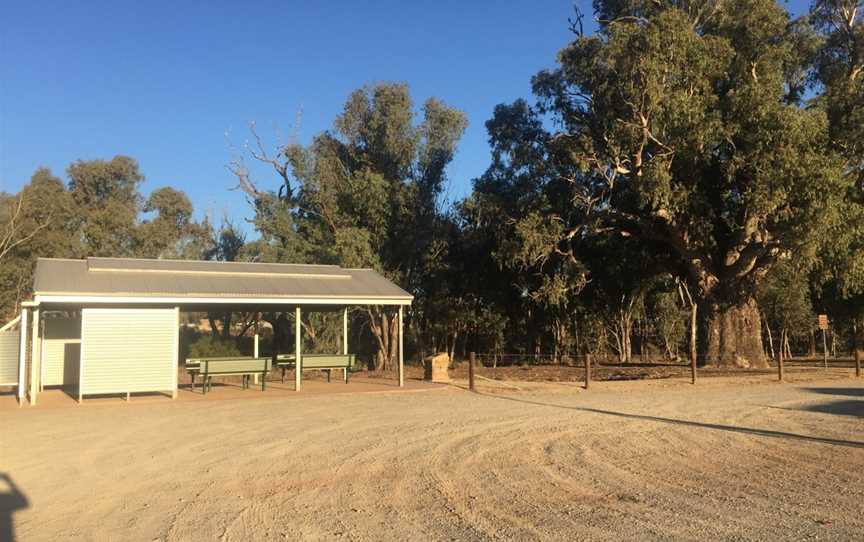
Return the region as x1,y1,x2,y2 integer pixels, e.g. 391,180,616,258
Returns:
276,354,355,384
189,357,272,394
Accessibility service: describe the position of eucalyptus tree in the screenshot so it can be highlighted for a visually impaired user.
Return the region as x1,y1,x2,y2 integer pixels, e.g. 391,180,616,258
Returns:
232,83,467,368
136,187,213,259
807,1,864,346
0,168,79,319
523,0,852,367
67,155,144,257
0,158,209,320
758,260,815,359
463,99,589,360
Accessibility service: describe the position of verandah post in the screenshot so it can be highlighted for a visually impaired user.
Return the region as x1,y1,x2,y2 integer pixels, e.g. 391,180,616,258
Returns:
398,305,404,388
29,307,40,406
17,308,28,406
252,316,259,386
343,306,349,384
295,306,302,391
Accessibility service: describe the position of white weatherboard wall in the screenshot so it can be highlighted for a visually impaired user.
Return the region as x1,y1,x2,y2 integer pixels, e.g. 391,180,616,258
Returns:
0,330,20,385
81,308,177,397
42,316,81,387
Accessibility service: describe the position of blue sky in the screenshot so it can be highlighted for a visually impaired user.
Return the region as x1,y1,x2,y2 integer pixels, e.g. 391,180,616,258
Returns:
1,0,810,231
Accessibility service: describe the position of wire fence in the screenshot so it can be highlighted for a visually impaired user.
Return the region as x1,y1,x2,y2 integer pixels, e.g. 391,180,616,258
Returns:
448,351,864,387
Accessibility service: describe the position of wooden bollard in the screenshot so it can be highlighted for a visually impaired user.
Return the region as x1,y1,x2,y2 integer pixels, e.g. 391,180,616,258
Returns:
584,353,591,390
778,349,784,382
690,354,697,385
855,349,861,379
468,351,476,392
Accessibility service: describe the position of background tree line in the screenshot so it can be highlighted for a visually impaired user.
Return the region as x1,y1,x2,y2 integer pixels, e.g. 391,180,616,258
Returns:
3,0,864,368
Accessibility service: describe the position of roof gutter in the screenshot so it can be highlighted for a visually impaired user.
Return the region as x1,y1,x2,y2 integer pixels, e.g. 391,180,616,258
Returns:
34,294,413,306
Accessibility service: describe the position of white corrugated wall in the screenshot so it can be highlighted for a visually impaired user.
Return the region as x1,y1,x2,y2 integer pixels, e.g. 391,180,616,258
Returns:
0,330,19,385
80,308,177,396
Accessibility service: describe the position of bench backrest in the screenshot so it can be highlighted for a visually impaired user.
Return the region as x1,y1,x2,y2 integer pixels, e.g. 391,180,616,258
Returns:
300,354,355,369
200,357,271,374
186,356,252,369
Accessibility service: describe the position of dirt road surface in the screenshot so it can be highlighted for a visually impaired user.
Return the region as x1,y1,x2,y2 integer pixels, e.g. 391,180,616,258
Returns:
2,377,863,541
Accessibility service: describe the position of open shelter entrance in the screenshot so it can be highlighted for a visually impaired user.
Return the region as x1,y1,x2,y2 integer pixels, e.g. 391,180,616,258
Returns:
11,257,412,405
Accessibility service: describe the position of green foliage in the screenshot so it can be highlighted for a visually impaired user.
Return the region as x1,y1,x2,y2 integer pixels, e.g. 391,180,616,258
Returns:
187,335,243,358
758,259,814,337
206,220,246,262
0,157,211,319
0,168,80,318
530,0,849,308
3,2,863,364
137,187,212,259
68,156,143,256
236,83,468,364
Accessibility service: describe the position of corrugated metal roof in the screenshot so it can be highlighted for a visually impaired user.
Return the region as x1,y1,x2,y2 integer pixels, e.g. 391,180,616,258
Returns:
33,258,413,302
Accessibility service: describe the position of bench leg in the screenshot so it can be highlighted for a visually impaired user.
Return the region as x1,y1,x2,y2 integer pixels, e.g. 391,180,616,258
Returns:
191,373,196,392
327,369,331,383
281,366,285,384
344,367,348,384
262,372,266,392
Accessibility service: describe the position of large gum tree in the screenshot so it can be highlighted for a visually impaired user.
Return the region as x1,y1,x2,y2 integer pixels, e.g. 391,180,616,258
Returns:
530,0,854,367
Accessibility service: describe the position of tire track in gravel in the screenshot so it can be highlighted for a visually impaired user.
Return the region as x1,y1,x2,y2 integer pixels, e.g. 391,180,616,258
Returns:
4,378,863,541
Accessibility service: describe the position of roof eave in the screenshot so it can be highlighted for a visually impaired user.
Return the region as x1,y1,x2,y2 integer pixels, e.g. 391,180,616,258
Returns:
34,293,414,306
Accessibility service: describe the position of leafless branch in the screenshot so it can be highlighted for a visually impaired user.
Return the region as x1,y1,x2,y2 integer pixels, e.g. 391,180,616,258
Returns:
0,193,51,264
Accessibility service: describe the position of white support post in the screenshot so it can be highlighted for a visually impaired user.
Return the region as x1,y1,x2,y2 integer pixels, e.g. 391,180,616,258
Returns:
39,317,45,392
172,306,179,399
342,307,348,356
295,306,302,391
253,319,260,385
17,308,28,405
30,308,40,405
398,305,404,388
78,310,85,404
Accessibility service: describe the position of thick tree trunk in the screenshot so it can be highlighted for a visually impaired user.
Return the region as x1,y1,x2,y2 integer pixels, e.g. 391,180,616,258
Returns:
368,307,396,371
703,296,767,368
387,313,398,367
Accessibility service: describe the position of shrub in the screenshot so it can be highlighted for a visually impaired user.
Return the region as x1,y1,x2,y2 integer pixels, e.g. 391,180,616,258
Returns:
187,335,243,358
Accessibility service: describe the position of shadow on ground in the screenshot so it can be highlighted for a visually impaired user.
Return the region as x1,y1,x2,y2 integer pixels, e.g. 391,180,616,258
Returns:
793,400,864,418
0,473,29,542
803,387,864,398
480,393,864,449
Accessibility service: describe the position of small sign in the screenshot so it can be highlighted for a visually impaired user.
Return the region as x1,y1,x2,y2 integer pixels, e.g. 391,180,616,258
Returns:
818,314,829,330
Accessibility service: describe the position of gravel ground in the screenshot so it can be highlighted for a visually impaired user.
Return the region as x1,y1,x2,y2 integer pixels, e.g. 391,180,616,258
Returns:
2,375,863,541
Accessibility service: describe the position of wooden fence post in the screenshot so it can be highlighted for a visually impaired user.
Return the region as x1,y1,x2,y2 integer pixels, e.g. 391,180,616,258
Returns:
584,353,591,390
778,330,785,382
822,328,828,370
855,349,861,379
469,351,476,392
778,348,784,382
690,353,697,385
